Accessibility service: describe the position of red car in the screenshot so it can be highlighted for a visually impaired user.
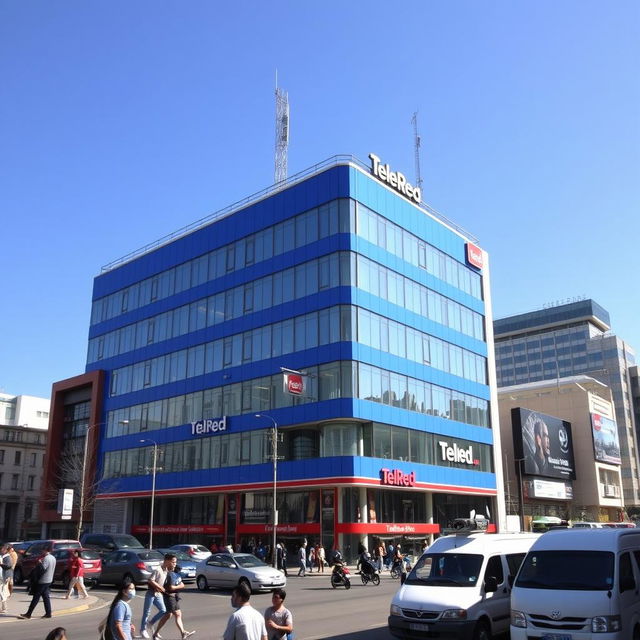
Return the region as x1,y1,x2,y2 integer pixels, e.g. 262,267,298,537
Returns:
14,539,81,585
51,548,102,589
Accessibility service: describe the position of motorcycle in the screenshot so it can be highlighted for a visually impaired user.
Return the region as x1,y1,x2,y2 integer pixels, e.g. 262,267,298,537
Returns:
358,559,381,586
390,555,409,579
330,561,351,589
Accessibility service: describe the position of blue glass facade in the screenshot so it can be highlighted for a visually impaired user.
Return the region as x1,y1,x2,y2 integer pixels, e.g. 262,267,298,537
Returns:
86,158,497,555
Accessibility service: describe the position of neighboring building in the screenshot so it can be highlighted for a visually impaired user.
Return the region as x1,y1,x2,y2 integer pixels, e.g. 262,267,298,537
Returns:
42,154,504,560
494,300,640,507
0,392,49,540
498,376,624,528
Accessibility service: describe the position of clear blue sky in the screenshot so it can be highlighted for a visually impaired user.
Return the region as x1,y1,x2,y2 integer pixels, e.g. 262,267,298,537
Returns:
1,1,639,399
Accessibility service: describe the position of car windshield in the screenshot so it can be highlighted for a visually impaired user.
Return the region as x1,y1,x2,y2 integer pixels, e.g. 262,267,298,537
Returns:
159,550,192,562
80,550,101,560
234,554,267,568
113,535,143,548
138,551,164,561
405,553,484,587
56,542,81,549
515,551,615,590
194,545,209,553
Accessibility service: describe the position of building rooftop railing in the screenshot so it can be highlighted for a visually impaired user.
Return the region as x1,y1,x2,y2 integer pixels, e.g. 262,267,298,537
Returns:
101,154,478,273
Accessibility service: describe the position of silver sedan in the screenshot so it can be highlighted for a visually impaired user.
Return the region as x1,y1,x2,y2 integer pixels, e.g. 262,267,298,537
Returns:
196,552,286,593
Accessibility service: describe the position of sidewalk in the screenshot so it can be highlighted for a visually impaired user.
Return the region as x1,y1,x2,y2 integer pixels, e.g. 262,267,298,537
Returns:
0,587,103,624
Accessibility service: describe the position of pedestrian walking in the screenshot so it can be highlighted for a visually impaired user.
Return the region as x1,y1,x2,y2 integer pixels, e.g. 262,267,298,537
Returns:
45,627,68,640
101,578,136,640
307,546,315,573
297,543,306,577
276,543,288,577
139,553,172,638
19,545,56,619
222,582,267,640
264,588,293,640
64,549,88,599
317,545,325,573
1,543,11,613
7,543,18,595
152,564,195,640
385,542,394,570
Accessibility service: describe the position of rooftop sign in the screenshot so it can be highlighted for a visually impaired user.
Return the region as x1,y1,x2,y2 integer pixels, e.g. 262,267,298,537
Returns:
369,153,421,204
191,416,227,437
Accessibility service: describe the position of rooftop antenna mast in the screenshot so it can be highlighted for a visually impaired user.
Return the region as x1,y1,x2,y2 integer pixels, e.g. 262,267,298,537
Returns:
274,70,289,183
411,111,423,192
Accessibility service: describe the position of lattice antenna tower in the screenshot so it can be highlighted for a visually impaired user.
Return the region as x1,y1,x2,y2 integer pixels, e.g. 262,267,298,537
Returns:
274,71,290,183
411,111,423,192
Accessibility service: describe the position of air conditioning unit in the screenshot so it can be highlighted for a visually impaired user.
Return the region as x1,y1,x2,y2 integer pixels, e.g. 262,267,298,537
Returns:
604,484,620,498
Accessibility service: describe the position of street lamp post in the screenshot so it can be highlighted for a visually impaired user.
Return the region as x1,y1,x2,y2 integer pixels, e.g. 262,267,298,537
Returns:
77,423,98,541
515,458,526,532
256,414,279,569
139,438,158,550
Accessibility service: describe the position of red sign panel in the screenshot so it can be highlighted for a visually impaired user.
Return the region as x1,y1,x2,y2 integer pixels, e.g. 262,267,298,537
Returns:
132,524,224,535
237,523,321,535
380,468,416,487
284,372,305,396
466,243,483,269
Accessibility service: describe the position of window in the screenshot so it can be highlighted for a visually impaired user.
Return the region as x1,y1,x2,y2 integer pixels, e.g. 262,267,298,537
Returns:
14,451,21,465
11,474,19,490
27,475,35,490
30,452,37,466
0,449,4,464
484,555,504,585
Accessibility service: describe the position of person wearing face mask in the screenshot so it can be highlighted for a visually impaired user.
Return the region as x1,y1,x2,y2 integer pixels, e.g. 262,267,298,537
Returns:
222,583,267,640
103,578,136,640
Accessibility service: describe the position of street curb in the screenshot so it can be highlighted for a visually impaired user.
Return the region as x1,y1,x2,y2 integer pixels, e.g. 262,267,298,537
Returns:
0,595,108,624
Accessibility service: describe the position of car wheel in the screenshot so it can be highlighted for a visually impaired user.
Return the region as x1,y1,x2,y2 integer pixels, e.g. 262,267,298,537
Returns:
472,620,491,640
62,571,71,591
196,575,209,591
239,577,252,594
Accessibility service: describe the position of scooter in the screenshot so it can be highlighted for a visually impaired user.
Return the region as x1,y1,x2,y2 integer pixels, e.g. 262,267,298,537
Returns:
330,561,351,589
359,560,381,586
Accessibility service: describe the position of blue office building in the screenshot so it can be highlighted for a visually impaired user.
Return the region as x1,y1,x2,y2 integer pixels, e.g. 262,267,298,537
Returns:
48,155,501,560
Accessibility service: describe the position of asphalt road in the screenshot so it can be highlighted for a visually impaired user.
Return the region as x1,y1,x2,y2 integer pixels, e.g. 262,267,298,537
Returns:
6,572,399,640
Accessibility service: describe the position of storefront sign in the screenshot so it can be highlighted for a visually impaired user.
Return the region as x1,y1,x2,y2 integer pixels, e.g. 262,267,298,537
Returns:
191,416,227,436
591,413,621,465
132,524,224,535
380,468,416,487
369,153,422,203
438,441,479,466
524,479,573,501
465,243,483,270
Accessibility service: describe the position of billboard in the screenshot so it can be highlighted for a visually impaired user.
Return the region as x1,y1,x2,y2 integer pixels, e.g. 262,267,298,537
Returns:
512,408,576,480
591,413,621,465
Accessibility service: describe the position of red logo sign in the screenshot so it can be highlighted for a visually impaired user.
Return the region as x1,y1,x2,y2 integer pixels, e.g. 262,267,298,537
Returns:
287,374,304,395
380,468,416,487
466,243,483,269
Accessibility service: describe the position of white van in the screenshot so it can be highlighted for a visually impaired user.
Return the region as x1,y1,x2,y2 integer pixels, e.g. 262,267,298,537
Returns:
388,531,540,640
571,521,605,529
511,528,640,639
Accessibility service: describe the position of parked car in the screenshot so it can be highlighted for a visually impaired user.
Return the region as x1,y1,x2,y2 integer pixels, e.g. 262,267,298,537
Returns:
9,541,31,556
51,548,102,589
196,552,286,593
571,521,605,529
169,544,211,562
156,549,197,583
14,539,82,585
603,522,636,528
80,533,145,555
97,549,164,586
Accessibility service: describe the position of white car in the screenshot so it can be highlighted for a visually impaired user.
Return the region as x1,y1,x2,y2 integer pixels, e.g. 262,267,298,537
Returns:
169,543,212,562
196,552,286,593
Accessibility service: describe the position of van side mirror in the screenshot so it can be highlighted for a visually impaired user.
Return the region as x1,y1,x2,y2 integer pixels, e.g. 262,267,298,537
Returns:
620,576,636,592
484,576,498,593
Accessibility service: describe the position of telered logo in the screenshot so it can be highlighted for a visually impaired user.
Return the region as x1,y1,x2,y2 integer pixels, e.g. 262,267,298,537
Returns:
466,243,483,269
287,374,304,395
380,468,416,487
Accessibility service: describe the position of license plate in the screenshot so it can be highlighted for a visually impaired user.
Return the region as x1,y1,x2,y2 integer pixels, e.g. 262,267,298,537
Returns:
542,635,571,640
85,563,94,568
409,623,431,632
187,571,195,577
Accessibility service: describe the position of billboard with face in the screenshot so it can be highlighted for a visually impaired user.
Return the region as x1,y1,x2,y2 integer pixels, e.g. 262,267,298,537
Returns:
512,408,576,480
591,413,621,465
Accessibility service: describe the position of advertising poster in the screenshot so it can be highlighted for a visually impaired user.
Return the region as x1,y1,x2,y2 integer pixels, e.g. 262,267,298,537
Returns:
591,413,621,465
512,408,576,480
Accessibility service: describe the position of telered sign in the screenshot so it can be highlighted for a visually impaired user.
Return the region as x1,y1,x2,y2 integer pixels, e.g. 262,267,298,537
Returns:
285,373,304,396
380,468,416,487
131,524,224,535
466,243,483,270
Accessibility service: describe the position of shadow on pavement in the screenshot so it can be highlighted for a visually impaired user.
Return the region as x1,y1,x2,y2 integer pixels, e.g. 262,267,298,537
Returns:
307,626,392,639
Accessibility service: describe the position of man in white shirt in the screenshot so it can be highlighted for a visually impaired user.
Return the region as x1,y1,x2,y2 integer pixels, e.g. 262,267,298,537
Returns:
223,583,267,640
140,554,173,638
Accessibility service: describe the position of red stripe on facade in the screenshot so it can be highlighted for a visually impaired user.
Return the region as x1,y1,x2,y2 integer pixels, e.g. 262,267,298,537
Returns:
97,477,497,500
